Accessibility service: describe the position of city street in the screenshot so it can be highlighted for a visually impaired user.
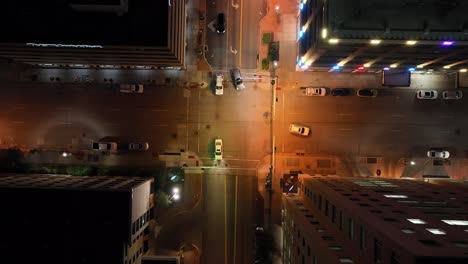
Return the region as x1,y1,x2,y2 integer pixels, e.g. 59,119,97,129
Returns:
1,0,468,264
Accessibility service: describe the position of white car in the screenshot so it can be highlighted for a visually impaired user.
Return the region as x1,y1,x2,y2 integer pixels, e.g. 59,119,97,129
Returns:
120,84,144,93
417,90,438,99
215,139,223,160
215,73,224,95
129,142,149,151
289,124,311,136
305,87,327,96
442,90,463,100
427,149,450,159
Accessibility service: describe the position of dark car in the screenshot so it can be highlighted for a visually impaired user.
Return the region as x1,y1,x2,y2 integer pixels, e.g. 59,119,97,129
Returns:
331,88,352,96
357,88,378,97
216,13,226,33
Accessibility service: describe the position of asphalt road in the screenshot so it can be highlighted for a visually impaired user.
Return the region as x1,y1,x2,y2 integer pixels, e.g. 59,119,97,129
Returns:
206,0,262,69
277,87,468,160
0,78,269,264
201,168,257,264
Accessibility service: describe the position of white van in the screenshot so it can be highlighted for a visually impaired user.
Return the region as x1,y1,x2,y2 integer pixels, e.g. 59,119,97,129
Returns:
120,84,144,93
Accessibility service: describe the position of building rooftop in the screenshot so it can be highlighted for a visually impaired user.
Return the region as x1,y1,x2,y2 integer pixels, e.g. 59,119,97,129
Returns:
285,175,468,261
298,0,468,73
0,174,149,191
0,0,167,46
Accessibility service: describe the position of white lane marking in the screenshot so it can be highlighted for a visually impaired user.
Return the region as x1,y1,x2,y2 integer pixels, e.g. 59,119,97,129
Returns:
338,113,352,116
339,128,353,131
12,121,24,124
152,125,168,127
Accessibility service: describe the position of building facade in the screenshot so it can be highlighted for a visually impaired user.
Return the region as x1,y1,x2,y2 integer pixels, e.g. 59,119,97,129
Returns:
0,174,154,264
282,175,468,264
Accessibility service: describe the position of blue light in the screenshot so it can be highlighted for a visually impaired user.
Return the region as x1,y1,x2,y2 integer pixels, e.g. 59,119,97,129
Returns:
383,67,390,71
408,67,415,72
298,31,303,39
332,65,340,70
300,3,304,10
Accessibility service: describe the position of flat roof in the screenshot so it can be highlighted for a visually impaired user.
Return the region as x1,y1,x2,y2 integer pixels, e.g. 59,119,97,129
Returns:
0,175,150,191
0,0,168,46
327,0,468,40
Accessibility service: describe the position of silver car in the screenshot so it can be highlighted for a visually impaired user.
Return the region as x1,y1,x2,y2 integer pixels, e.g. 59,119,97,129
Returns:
442,90,463,100
230,68,245,90
417,90,438,99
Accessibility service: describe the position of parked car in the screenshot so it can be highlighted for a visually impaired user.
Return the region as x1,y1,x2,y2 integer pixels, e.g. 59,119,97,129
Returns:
331,88,352,96
216,13,226,33
215,139,223,160
120,84,144,93
289,124,310,136
230,68,245,90
357,89,378,97
92,142,118,152
417,90,438,99
305,87,327,96
215,73,224,95
129,142,149,151
442,90,463,100
427,149,450,159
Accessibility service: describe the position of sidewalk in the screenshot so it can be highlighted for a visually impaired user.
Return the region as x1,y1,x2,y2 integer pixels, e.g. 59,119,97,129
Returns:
258,0,298,73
